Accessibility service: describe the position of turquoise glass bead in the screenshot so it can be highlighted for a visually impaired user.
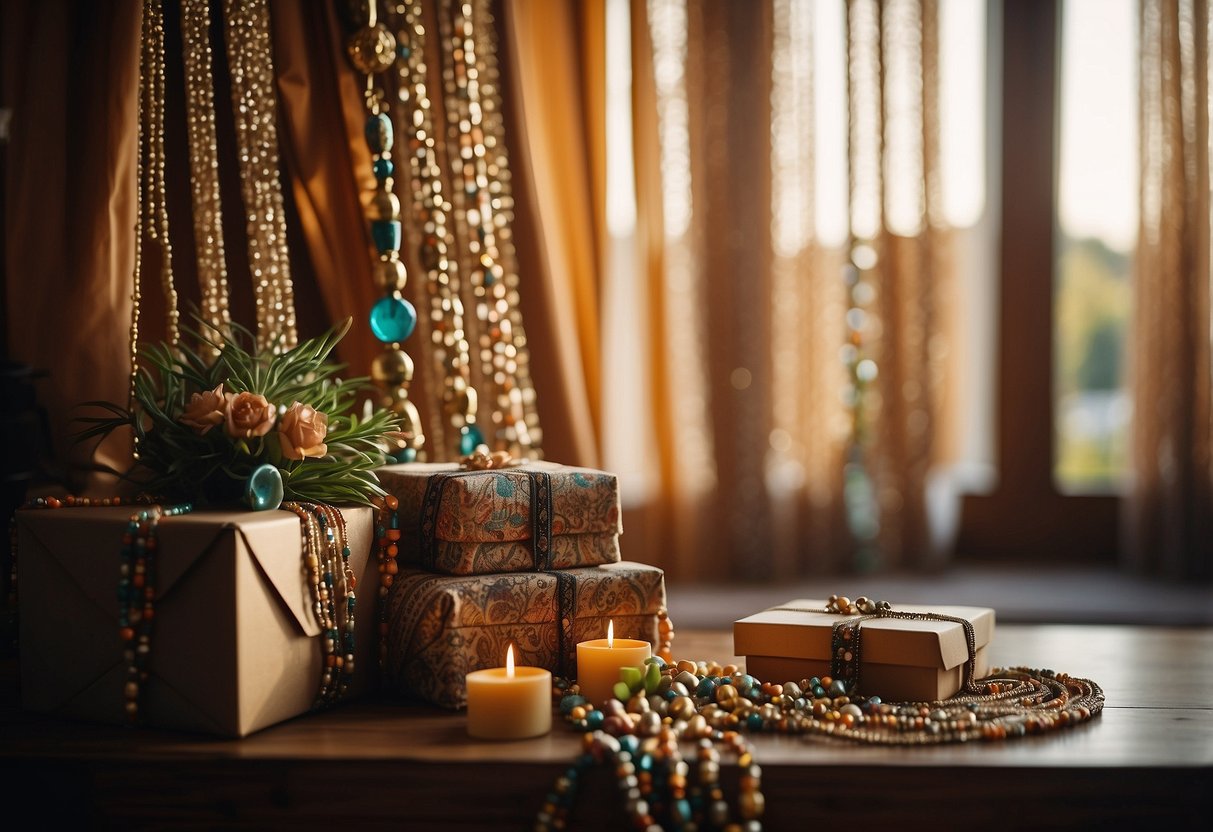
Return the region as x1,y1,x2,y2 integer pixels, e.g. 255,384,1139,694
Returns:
369,295,417,343
365,113,393,153
747,712,764,730
373,159,394,181
244,464,284,512
391,446,417,463
695,678,717,698
829,679,848,696
584,709,604,729
459,424,485,455
371,220,402,253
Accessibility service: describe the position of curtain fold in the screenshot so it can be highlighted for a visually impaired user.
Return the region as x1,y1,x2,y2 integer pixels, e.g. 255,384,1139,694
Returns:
1130,0,1213,581
3,1,142,489
497,0,605,468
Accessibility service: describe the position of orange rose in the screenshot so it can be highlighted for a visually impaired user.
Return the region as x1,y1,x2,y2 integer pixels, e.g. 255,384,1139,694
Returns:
278,402,329,460
179,384,226,434
225,391,276,439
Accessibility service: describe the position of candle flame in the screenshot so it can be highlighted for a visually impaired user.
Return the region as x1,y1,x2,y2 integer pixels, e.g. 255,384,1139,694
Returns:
506,644,515,677
607,619,614,648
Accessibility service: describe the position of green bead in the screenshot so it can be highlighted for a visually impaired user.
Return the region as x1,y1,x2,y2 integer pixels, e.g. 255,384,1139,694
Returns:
619,666,643,690
369,295,417,343
365,113,393,153
371,219,402,253
643,661,662,694
458,423,485,455
244,464,284,512
612,681,632,702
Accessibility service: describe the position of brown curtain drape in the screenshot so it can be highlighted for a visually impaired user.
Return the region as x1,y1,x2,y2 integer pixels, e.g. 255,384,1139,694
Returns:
1130,0,1213,581
3,2,142,488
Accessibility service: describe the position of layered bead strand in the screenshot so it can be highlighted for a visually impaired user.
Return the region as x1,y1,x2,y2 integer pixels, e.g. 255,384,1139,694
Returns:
348,4,426,461
389,0,481,459
373,495,401,671
180,0,232,356
224,0,298,354
437,0,541,457
117,502,194,723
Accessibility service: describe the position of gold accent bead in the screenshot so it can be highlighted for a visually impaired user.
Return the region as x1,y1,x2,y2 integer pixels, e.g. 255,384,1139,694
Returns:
372,349,414,387
376,257,408,292
370,190,402,221
347,24,397,74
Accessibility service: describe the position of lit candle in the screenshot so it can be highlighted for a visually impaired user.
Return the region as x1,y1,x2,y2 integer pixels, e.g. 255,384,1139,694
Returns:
576,620,652,706
466,645,552,740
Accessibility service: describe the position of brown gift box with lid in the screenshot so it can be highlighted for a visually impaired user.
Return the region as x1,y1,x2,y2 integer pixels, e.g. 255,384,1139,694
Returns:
384,561,665,708
15,505,375,737
733,599,995,702
377,462,622,576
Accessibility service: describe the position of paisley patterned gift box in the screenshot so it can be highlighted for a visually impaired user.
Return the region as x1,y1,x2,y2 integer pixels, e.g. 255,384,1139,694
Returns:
377,462,622,576
384,562,665,708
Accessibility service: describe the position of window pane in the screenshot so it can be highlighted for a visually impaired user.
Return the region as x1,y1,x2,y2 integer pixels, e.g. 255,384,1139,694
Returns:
1055,0,1137,492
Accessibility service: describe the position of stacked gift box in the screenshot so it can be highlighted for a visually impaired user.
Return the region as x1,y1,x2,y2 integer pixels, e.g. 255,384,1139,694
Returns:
377,462,666,709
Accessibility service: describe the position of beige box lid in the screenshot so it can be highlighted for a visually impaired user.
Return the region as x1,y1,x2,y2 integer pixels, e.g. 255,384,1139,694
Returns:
733,599,995,671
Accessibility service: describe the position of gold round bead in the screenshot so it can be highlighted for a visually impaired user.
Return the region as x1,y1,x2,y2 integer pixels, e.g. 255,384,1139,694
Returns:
370,190,402,222
347,24,396,74
371,349,414,387
376,257,408,292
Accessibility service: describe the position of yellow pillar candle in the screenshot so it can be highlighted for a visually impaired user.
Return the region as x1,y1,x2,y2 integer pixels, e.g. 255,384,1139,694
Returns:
576,620,652,706
466,645,553,740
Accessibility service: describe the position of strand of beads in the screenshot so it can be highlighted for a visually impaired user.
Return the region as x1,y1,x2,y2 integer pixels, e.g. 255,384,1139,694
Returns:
348,3,426,461
389,0,482,458
546,657,1103,828
118,502,194,722
373,495,401,672
282,501,358,708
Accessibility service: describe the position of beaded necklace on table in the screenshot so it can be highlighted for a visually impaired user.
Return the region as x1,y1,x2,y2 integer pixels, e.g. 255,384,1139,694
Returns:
542,596,1105,830
348,1,427,462
373,495,402,672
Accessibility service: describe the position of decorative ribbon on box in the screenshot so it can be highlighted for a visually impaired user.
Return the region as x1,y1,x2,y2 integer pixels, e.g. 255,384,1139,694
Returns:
378,462,622,575
384,562,665,708
15,505,376,737
733,599,996,702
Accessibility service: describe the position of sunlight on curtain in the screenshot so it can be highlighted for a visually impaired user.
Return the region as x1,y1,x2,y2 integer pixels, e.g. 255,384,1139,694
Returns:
612,0,987,578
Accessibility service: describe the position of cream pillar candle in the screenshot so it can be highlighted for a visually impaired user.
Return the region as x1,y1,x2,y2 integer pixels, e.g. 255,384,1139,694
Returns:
576,620,652,706
466,645,552,740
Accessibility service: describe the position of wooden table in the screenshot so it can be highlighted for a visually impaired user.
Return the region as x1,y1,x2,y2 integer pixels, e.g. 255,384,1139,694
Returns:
2,625,1210,828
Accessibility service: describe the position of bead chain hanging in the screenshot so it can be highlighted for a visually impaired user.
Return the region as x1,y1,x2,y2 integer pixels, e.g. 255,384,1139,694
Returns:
387,0,481,459
347,1,427,461
437,0,541,458
282,501,359,707
223,0,298,354
372,494,401,672
130,0,185,459
180,0,233,356
466,0,541,454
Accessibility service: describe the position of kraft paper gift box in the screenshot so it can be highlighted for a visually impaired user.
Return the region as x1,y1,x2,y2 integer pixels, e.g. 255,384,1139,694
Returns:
16,505,375,737
378,461,622,575
384,561,665,708
733,599,995,702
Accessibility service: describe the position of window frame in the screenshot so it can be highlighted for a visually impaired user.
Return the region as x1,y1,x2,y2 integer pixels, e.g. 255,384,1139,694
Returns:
956,0,1120,564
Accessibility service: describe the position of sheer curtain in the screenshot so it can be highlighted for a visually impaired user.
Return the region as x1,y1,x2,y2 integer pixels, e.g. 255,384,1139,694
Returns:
1130,0,1213,581
611,0,961,581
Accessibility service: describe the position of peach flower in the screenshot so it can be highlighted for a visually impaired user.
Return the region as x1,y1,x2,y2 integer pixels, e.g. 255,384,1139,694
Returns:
179,384,226,435
224,391,276,439
278,402,329,460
